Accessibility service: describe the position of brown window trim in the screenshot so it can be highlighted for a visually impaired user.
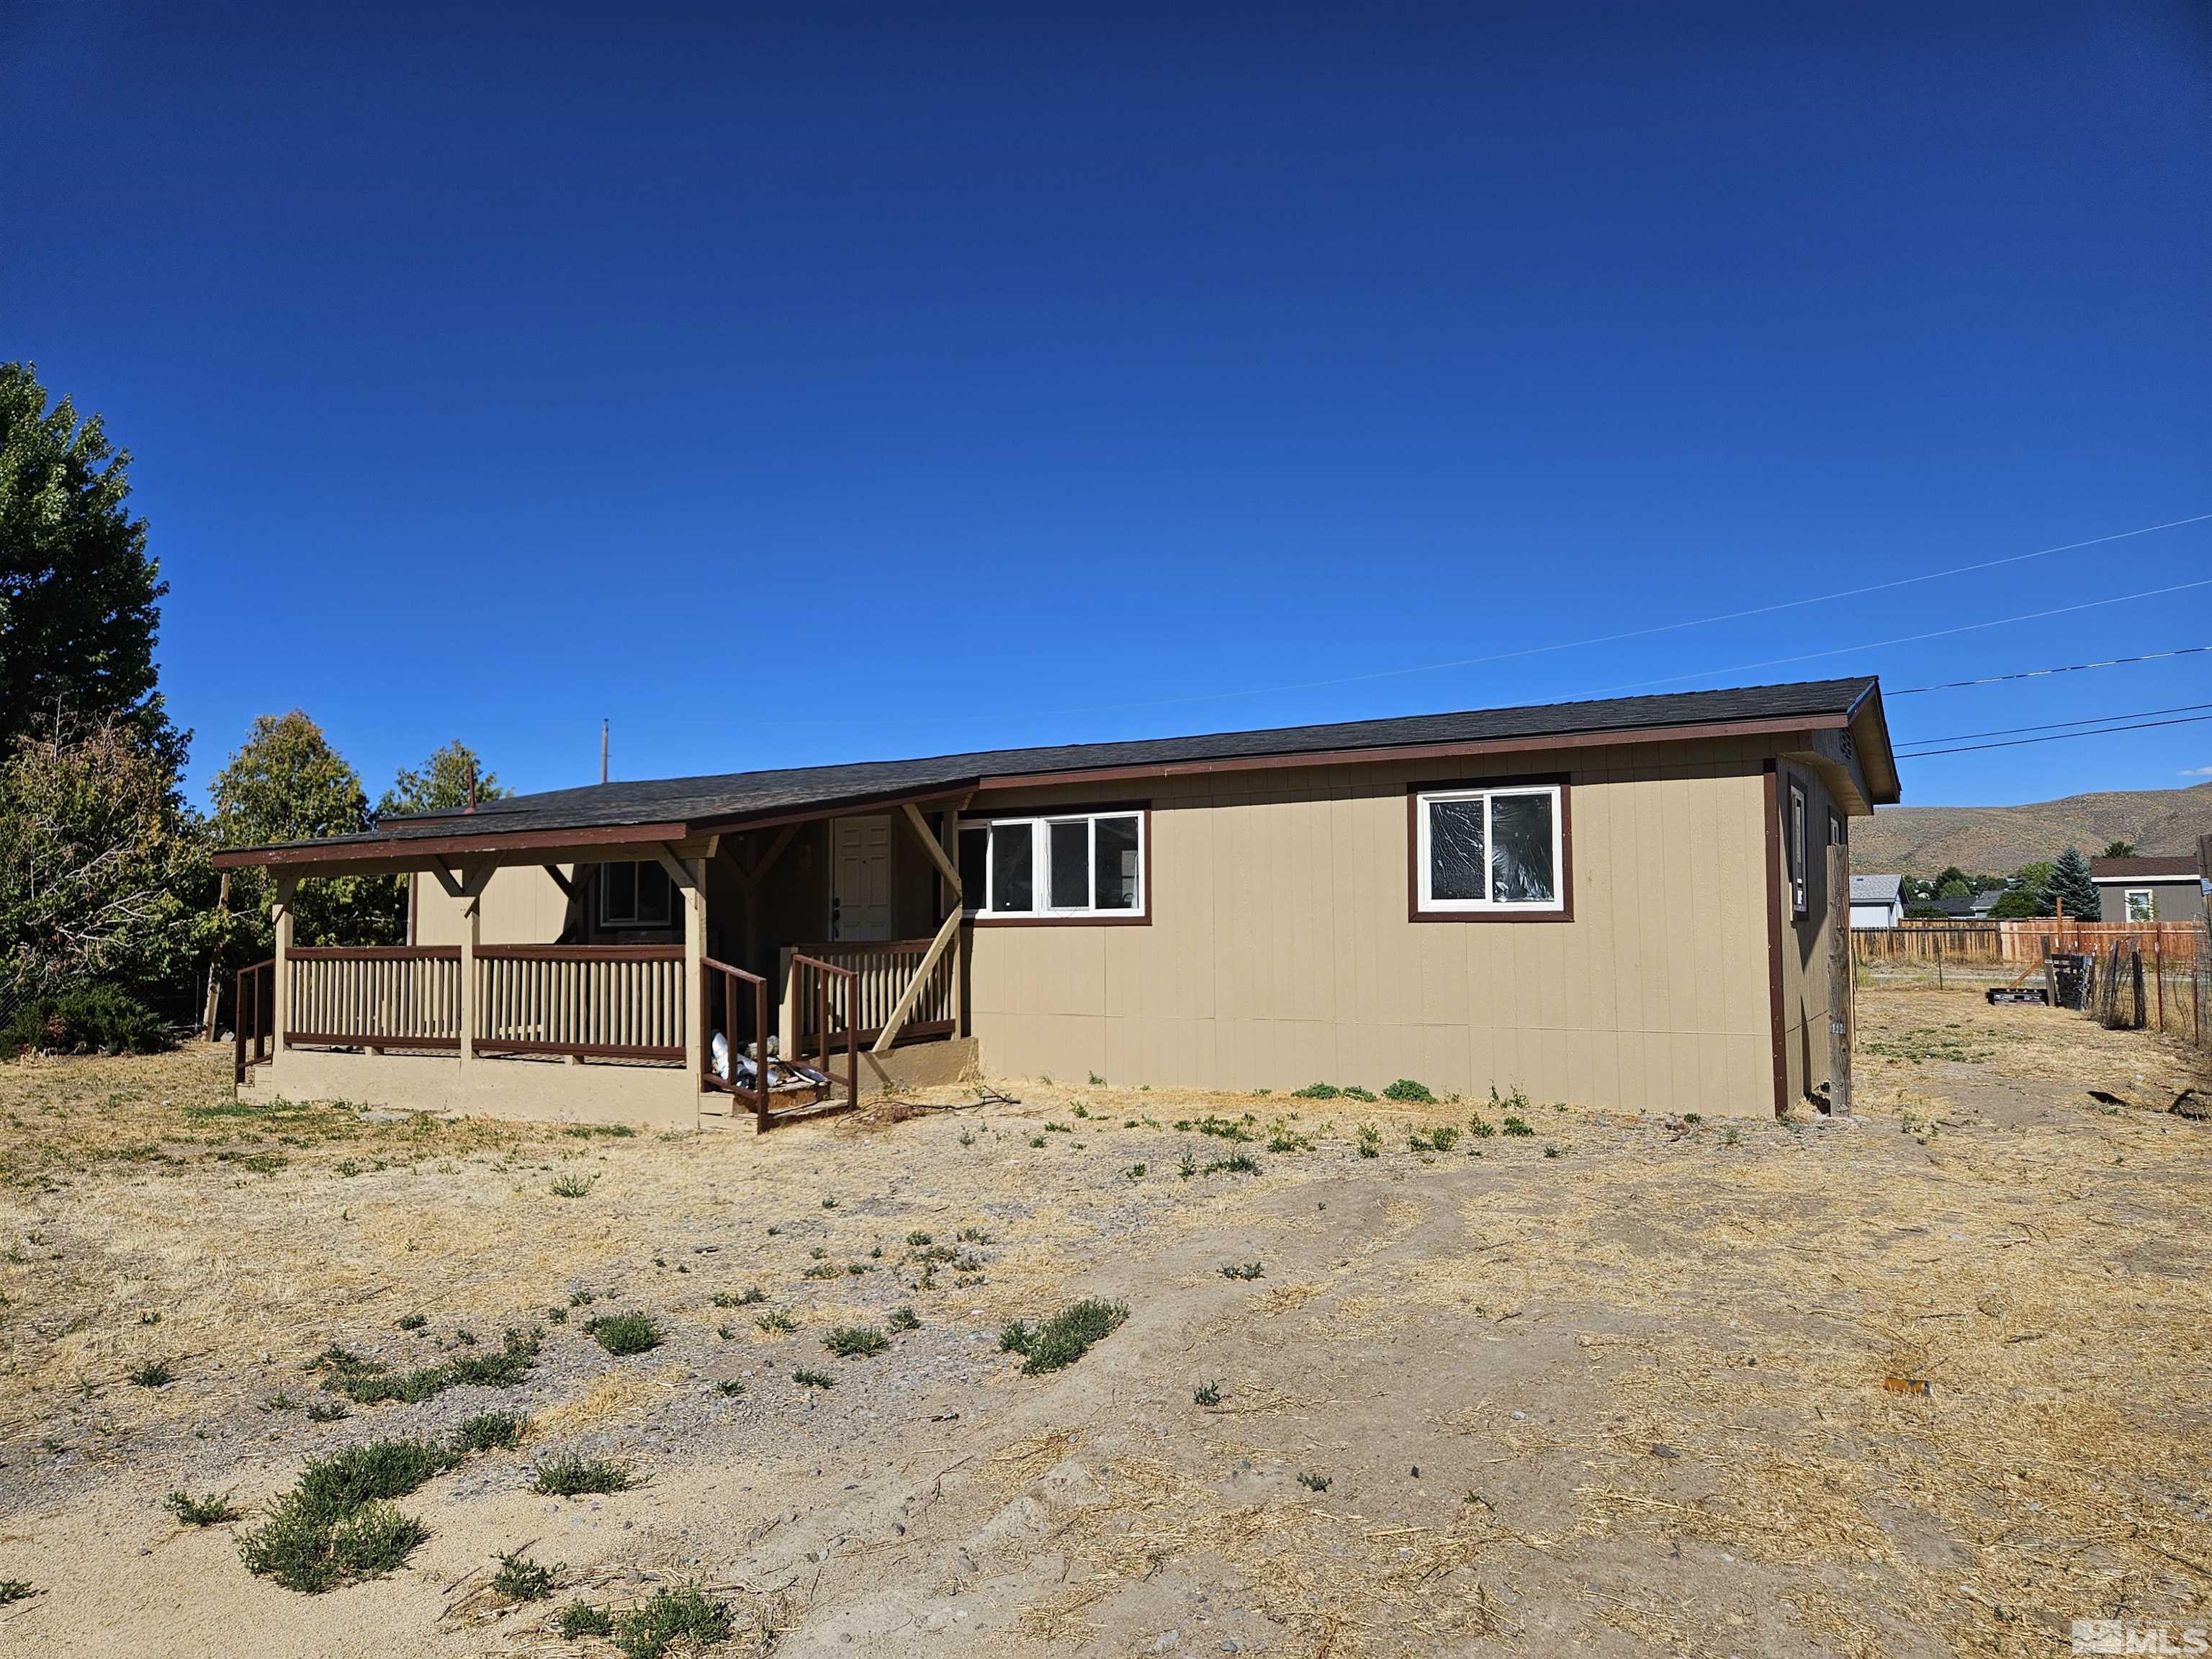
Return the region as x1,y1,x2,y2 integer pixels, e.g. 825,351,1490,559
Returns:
1786,778,1809,918
965,802,1154,927
1405,773,1574,924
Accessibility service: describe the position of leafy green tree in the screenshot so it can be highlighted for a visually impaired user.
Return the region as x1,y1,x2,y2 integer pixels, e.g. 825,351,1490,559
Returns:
1935,876,1972,901
377,741,508,819
2100,840,2136,859
1987,887,2045,920
1932,865,1969,894
0,714,215,1015
2046,846,2100,922
0,364,181,770
210,711,402,948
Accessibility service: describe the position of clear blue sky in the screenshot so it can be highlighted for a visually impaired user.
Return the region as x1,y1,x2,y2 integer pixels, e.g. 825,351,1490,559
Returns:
8,2,2208,811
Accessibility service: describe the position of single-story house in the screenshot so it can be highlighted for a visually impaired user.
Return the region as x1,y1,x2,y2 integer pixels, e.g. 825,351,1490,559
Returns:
2090,855,2204,924
1848,874,1907,929
212,676,1900,1129
1934,889,2007,920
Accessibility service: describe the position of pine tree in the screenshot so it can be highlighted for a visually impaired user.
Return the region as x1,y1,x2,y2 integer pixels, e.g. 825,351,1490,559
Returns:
0,364,181,768
2046,845,2100,922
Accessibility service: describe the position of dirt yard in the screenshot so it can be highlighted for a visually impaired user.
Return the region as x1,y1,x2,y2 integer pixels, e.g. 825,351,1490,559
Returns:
1,991,2208,1658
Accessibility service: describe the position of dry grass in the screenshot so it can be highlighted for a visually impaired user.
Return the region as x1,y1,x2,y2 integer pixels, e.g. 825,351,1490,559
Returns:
1,994,2207,1656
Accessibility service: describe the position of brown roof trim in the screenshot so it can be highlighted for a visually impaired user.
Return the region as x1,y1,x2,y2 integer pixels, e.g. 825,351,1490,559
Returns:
974,713,1845,792
211,819,693,869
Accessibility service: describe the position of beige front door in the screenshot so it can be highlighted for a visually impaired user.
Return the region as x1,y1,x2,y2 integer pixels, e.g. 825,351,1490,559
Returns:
831,816,892,941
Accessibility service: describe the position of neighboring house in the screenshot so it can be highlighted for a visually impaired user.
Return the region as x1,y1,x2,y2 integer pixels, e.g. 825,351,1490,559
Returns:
1934,889,2006,920
212,677,1900,1128
2090,855,2204,924
1848,874,1907,929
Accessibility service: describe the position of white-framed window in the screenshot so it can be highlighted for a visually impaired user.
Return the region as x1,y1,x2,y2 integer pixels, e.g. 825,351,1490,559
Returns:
958,810,1145,919
2125,889,2154,923
599,860,674,927
1413,784,1564,914
1789,782,1808,916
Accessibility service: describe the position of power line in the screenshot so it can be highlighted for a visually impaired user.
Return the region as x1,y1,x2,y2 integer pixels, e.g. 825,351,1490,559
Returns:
1589,578,2212,696
1895,701,2212,752
1897,711,2212,760
1890,644,2212,696
739,506,2212,729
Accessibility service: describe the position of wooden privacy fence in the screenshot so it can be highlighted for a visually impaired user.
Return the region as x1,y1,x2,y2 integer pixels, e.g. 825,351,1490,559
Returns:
781,939,956,1049
287,946,462,1049
473,945,685,1061
1855,920,2203,967
1852,923,2006,964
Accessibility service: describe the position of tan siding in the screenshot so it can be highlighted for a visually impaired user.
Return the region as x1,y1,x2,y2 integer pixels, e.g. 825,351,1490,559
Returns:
967,738,1799,1118
411,865,570,947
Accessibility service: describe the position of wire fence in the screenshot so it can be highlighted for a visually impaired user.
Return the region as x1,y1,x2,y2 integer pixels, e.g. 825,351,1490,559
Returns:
2077,923,2212,1053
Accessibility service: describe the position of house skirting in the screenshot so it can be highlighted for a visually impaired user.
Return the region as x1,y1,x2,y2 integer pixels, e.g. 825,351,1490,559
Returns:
243,1046,702,1130
240,1036,983,1129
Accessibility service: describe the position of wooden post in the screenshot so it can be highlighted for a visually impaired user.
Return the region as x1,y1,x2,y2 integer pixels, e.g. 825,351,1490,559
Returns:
2155,935,2164,1031
778,946,796,1059
1825,842,1852,1118
271,874,297,1061
944,807,965,1039
682,856,706,1090
458,886,478,1069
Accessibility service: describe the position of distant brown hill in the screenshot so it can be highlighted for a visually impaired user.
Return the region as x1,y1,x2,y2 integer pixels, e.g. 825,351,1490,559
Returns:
1855,782,2212,878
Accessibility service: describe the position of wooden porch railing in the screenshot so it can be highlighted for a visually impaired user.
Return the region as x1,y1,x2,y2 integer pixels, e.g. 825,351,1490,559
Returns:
701,956,772,1128
781,939,957,1049
786,953,859,1112
474,944,685,1061
287,945,462,1050
233,958,275,1084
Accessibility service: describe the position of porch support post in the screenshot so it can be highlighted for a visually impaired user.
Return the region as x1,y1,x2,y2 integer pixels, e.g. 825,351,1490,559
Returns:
271,873,297,1053
899,801,962,894
681,855,707,1089
943,807,965,1039
456,861,493,1068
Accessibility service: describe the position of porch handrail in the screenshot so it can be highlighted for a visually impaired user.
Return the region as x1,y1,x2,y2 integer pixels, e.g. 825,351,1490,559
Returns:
289,945,462,960
781,938,957,1046
787,953,860,1111
701,957,772,1130
233,958,275,1085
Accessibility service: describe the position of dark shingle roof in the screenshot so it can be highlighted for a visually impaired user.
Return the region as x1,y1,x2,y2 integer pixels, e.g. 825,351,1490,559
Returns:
227,676,1883,858
2090,855,2198,881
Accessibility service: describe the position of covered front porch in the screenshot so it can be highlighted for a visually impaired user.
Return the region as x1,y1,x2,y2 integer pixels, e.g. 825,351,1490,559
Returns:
220,796,980,1132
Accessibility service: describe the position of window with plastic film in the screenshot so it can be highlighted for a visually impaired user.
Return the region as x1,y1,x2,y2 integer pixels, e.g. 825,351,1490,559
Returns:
1414,785,1565,916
